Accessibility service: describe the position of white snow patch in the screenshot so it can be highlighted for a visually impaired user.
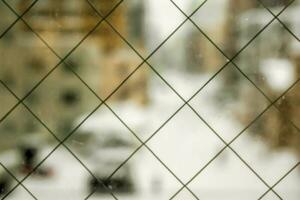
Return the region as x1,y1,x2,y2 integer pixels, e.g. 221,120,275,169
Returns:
260,58,295,92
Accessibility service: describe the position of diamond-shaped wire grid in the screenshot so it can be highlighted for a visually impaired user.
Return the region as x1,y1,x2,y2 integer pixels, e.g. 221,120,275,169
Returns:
0,0,299,199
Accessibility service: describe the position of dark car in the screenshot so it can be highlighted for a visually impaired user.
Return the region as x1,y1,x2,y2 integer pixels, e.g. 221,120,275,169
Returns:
0,171,12,197
89,164,134,194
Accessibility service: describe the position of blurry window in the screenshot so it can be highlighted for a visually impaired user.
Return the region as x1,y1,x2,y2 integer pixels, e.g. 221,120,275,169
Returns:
29,58,45,73
61,89,80,106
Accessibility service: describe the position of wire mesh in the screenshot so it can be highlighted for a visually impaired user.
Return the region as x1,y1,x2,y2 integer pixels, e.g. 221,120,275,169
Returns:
0,0,299,199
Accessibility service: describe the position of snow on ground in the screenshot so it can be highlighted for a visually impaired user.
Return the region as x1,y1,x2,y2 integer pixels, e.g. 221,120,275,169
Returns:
2,70,300,200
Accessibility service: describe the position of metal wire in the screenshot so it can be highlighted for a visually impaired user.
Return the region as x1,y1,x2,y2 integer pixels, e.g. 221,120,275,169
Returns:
0,0,299,199
0,163,37,200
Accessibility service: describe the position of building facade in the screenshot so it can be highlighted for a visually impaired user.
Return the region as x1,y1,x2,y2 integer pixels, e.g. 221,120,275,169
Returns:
0,0,148,148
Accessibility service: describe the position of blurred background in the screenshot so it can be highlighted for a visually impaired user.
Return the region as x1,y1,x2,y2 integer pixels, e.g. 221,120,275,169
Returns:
0,0,299,199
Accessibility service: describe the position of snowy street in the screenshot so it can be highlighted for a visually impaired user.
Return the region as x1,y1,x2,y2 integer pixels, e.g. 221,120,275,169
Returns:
3,71,299,200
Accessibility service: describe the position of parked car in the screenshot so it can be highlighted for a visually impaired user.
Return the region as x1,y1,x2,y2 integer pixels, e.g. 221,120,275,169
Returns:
75,102,148,194
0,168,12,197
